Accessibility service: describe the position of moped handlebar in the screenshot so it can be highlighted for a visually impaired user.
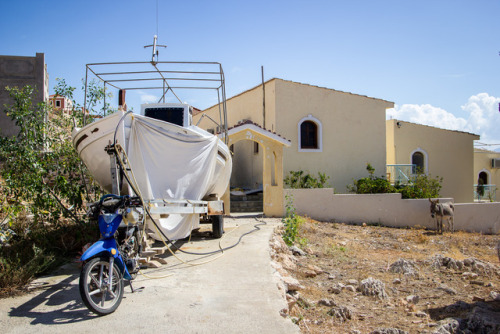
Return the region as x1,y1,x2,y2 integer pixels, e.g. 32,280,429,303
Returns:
87,195,142,218
99,195,142,211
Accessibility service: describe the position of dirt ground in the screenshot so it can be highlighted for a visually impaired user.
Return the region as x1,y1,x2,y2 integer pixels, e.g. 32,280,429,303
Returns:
272,218,500,334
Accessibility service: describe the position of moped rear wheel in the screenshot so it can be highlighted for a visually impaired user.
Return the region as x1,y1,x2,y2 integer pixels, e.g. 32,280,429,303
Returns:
79,257,124,315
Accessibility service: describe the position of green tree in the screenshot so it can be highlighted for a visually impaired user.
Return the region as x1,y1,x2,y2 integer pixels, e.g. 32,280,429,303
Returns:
0,82,103,295
476,178,485,201
82,79,114,119
0,85,101,223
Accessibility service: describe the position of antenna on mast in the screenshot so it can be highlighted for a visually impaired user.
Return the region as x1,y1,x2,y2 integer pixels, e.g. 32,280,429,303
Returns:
144,35,167,64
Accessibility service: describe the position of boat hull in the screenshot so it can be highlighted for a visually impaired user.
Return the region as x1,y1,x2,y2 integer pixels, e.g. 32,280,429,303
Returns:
72,112,232,200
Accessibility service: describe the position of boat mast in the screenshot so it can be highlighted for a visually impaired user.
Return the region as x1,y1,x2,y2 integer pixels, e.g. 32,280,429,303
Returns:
144,35,166,65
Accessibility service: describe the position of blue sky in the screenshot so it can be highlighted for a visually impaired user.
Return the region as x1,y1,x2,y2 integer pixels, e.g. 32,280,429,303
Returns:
1,0,499,145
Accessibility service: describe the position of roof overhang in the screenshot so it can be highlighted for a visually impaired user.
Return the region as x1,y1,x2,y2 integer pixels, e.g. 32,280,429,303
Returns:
226,122,291,147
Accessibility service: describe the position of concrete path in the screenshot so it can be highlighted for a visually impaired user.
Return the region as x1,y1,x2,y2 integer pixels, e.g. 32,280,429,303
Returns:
0,215,299,334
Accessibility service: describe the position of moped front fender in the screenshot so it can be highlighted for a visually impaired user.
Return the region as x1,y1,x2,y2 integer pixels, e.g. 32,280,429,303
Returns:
80,239,118,261
80,239,132,280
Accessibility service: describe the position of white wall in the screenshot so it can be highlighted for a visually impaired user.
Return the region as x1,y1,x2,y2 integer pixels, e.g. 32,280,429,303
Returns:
284,189,500,234
454,203,500,234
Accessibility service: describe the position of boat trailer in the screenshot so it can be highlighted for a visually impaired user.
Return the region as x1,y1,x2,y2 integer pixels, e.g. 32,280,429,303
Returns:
106,142,225,241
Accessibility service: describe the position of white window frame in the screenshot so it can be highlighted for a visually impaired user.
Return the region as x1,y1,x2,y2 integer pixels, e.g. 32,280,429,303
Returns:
298,114,322,152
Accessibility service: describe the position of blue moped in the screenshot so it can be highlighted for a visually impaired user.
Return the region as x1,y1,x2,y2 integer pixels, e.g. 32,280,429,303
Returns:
79,194,143,315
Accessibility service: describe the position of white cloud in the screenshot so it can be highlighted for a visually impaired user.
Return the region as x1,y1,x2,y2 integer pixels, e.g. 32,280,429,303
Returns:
461,93,500,142
386,93,500,144
139,91,159,104
387,104,467,131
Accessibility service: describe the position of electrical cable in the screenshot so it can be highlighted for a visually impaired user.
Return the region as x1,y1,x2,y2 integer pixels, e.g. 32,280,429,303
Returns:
111,112,266,260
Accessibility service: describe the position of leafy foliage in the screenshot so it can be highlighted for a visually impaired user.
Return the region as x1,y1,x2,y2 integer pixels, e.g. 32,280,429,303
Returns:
284,170,330,189
281,194,307,246
82,79,114,118
395,173,442,199
349,163,442,199
0,84,100,222
0,81,103,296
348,163,395,194
476,178,485,200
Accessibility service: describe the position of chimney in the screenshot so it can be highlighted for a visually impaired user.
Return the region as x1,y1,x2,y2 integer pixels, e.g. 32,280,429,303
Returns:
118,89,127,111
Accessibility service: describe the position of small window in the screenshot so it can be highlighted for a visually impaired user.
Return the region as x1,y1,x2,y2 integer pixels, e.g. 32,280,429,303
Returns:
55,100,61,108
300,121,318,149
298,115,322,152
254,142,259,154
412,151,425,173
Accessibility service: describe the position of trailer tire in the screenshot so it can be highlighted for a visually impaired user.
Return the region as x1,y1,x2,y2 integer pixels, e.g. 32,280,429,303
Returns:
211,215,224,239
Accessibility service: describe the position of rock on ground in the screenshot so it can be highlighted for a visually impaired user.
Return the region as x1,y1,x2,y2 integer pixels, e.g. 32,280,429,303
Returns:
359,277,388,299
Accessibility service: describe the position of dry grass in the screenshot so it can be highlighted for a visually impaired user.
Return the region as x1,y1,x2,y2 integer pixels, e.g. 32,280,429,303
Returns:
279,218,500,333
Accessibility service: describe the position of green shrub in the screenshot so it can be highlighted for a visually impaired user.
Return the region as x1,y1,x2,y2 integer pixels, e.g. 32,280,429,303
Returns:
349,163,395,194
354,177,395,194
396,173,442,199
281,195,307,246
349,163,442,199
0,218,99,296
284,170,330,189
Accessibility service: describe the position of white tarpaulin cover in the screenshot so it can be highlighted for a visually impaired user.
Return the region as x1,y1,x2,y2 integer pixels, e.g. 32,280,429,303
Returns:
126,115,219,240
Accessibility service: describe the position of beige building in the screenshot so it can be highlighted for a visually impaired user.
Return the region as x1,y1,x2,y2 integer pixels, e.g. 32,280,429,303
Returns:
386,119,479,203
194,78,394,195
473,148,500,201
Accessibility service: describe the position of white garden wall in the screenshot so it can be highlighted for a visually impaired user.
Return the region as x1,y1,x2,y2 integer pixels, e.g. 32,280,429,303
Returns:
454,202,500,234
284,188,500,234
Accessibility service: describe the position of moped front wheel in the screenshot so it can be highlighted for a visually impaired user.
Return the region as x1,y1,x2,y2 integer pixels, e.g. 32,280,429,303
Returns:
79,257,124,315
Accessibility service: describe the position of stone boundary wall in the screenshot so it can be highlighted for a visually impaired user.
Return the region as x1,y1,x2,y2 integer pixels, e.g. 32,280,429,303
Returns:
284,188,500,234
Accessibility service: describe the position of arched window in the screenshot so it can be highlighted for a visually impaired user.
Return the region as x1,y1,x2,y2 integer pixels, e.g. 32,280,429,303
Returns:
412,152,424,172
478,171,489,185
410,149,428,174
298,115,322,152
300,121,317,149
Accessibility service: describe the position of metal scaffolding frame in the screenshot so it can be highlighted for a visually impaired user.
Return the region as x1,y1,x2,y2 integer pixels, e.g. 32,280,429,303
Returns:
83,60,228,143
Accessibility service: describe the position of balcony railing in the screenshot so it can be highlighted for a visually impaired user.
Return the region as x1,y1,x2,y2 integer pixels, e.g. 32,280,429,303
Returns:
474,184,497,202
386,164,416,185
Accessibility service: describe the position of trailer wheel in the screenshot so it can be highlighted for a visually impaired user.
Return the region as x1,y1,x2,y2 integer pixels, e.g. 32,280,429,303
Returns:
211,215,224,239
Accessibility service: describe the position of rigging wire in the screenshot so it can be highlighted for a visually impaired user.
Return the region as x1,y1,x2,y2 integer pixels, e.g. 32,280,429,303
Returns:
475,142,500,147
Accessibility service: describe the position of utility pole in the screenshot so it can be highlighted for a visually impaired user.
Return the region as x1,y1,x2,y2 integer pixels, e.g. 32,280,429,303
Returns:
262,66,266,129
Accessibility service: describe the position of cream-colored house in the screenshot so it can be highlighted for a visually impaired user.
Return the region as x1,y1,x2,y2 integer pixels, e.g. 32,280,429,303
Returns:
194,78,394,195
473,148,500,201
386,119,479,203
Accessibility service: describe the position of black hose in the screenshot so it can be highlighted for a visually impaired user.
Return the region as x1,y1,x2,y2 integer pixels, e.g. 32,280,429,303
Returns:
145,206,266,256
